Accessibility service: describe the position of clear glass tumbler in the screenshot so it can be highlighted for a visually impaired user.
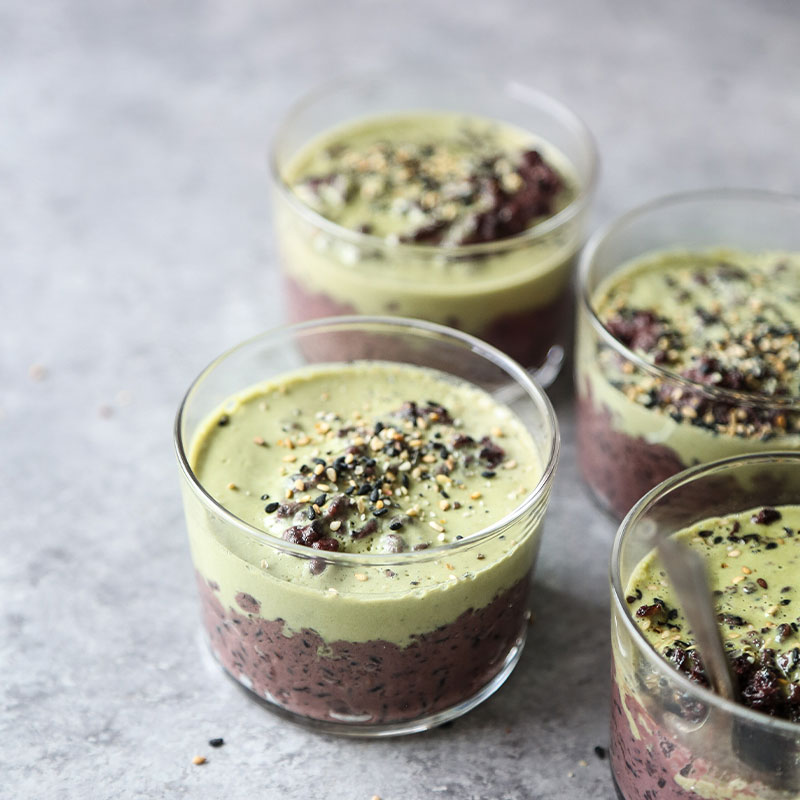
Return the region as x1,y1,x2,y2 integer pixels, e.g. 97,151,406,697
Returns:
576,189,800,519
270,73,597,385
611,452,800,799
175,316,559,736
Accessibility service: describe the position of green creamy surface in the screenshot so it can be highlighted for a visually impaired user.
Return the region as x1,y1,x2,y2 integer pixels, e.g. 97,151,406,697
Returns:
578,249,800,463
595,249,800,401
285,112,575,243
184,362,545,644
626,505,800,678
274,112,583,326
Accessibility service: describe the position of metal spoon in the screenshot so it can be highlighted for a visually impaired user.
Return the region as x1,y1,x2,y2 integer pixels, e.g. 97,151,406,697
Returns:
656,531,738,701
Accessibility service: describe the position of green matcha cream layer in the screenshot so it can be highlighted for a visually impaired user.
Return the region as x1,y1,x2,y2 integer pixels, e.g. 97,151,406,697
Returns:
286,112,575,245
185,361,544,645
627,505,800,718
273,112,583,355
582,249,800,464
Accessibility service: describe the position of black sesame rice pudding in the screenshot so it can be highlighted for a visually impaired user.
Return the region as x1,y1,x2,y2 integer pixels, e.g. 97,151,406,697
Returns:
175,318,558,735
576,192,800,519
270,76,596,380
611,454,800,800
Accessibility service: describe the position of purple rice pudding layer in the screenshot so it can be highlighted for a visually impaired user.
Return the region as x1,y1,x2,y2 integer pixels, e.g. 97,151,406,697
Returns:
577,249,800,518
283,273,573,369
183,361,547,726
274,111,584,368
197,572,530,724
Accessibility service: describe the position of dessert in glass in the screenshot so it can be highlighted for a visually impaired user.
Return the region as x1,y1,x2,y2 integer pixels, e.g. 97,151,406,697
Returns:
175,316,559,736
270,74,597,385
576,190,800,519
611,452,800,799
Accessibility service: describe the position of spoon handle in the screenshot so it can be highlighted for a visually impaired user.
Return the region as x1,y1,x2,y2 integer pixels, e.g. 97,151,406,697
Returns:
657,534,739,702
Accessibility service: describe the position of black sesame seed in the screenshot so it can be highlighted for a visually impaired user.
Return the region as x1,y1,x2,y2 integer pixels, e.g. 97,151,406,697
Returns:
217,415,229,426
260,494,270,501
312,457,326,466
374,421,384,435
373,508,388,517
389,520,403,531
358,483,372,496
345,485,356,495
307,508,316,520
208,738,224,748
314,494,327,507
766,542,779,550
265,502,280,513
402,474,410,489
455,535,463,540
369,487,381,502
594,746,606,760
481,470,496,478
299,464,310,474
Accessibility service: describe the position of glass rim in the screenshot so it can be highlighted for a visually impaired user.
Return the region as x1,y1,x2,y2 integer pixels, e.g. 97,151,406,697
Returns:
174,315,560,567
268,72,599,259
611,450,800,734
578,187,800,410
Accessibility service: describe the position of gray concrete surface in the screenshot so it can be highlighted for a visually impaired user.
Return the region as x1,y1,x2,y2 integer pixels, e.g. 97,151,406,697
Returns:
3,1,799,797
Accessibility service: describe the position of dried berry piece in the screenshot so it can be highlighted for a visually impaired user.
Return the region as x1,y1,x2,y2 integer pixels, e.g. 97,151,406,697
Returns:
478,436,505,468
752,508,782,525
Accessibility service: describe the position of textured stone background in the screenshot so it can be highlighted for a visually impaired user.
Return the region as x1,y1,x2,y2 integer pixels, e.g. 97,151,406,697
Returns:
3,1,799,798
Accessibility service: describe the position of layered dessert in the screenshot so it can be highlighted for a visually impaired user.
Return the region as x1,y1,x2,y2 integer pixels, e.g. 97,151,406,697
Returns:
577,249,800,518
613,505,800,799
273,111,583,367
183,361,546,727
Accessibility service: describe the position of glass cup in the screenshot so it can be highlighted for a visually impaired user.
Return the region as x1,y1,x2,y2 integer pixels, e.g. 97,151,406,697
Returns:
575,189,800,519
174,316,559,736
269,73,597,386
611,452,800,800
